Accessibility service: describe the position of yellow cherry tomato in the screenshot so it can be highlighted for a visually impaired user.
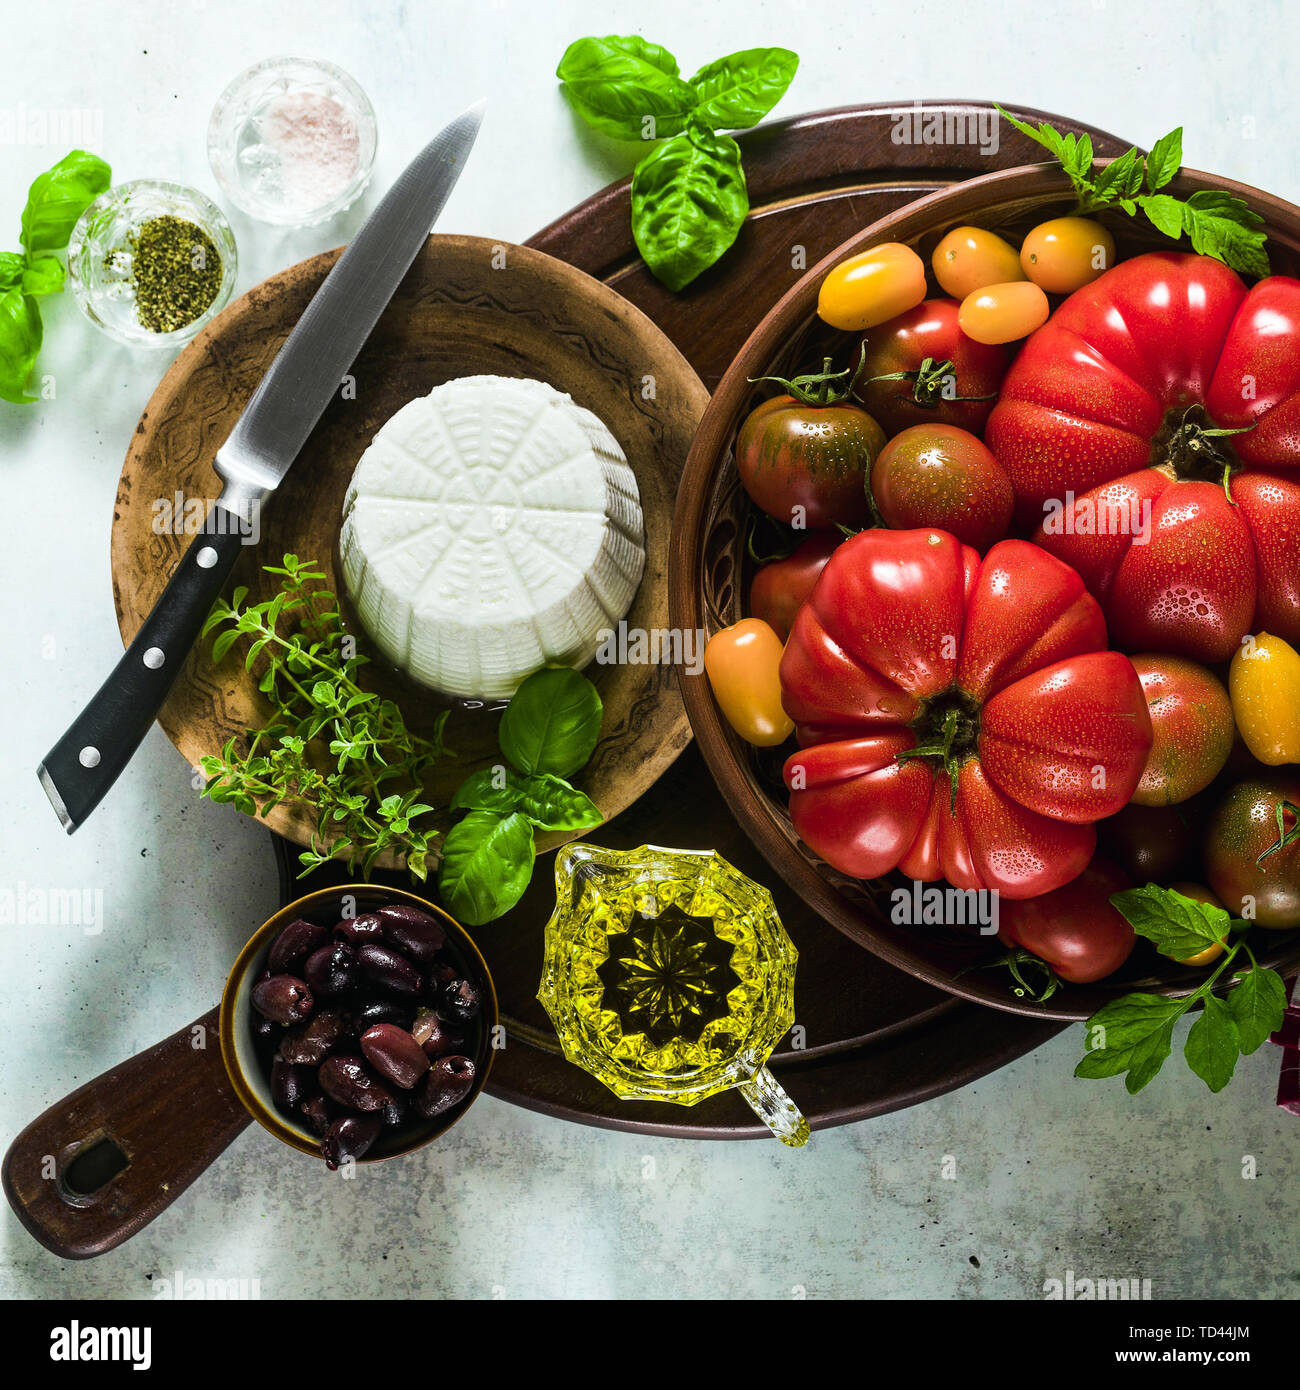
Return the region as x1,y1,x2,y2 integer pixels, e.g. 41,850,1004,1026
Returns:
1020,217,1117,294
704,618,793,747
1166,883,1227,966
931,226,1025,299
817,242,927,330
1229,632,1300,765
957,281,1051,345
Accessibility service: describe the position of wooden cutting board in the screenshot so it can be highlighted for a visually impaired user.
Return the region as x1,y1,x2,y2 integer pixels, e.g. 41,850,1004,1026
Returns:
281,101,1136,1136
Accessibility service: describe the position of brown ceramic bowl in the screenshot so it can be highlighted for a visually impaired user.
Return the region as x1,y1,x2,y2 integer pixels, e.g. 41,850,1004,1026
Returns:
220,884,497,1161
670,162,1300,1020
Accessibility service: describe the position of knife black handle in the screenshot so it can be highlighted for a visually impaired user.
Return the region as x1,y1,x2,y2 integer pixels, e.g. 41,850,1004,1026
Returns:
38,509,247,832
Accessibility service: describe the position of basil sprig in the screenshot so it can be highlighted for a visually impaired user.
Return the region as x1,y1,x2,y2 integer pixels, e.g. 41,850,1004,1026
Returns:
1,149,110,403
202,563,605,923
995,109,1269,280
437,666,605,926
203,562,605,923
557,37,798,291
1075,885,1287,1094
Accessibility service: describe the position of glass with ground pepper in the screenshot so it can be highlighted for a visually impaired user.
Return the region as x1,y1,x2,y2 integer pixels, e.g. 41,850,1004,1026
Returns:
68,179,237,347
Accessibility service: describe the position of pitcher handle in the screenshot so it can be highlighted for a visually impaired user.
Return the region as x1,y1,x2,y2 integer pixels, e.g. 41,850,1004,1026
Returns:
738,1065,810,1147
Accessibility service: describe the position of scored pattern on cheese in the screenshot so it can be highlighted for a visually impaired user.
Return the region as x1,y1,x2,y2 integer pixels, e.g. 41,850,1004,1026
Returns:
340,375,645,699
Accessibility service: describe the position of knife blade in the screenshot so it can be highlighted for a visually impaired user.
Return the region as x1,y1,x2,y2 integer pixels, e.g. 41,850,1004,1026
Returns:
38,101,485,833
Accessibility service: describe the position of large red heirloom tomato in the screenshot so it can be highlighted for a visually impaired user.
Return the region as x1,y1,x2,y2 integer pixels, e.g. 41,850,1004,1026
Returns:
985,252,1300,661
780,530,1153,898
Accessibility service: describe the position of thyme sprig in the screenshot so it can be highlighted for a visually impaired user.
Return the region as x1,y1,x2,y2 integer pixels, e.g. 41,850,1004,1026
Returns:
198,555,449,880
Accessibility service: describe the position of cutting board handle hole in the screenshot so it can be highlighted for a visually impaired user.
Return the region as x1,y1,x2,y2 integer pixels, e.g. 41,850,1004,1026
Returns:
58,1134,129,1205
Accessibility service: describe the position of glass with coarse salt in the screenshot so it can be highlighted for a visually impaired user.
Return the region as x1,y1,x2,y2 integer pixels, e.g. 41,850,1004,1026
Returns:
208,56,378,226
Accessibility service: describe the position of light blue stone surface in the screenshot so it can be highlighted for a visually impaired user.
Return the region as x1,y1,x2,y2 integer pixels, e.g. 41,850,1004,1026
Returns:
2,0,1297,1299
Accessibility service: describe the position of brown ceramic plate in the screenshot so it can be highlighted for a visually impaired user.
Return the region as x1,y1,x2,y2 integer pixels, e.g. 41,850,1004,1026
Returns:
671,164,1300,1020
113,234,707,856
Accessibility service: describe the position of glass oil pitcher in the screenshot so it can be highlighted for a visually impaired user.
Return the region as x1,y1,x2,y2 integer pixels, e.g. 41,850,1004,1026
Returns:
537,843,809,1146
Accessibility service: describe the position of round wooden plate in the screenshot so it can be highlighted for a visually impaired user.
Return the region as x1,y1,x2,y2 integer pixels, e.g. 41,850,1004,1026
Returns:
111,235,707,854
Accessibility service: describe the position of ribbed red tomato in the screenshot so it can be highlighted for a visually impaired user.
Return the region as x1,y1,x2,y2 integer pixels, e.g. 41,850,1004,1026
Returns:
985,252,1300,661
780,530,1153,898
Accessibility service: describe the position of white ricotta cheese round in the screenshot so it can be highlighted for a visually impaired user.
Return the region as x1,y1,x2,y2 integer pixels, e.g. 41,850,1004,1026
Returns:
340,375,645,699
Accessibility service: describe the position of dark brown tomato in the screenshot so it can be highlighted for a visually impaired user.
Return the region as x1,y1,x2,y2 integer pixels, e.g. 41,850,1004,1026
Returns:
870,424,1013,551
1205,775,1300,927
735,394,885,530
856,298,1010,437
1099,801,1200,884
1129,655,1234,807
748,531,842,642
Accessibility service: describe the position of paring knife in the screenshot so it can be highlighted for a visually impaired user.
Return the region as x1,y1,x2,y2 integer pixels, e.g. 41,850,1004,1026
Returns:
38,101,486,832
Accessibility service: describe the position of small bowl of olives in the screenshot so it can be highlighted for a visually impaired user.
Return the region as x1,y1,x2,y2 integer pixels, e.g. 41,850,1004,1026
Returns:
220,885,497,1168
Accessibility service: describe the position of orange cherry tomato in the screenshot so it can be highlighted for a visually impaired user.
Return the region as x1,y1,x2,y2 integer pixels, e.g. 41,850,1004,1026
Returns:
1166,883,1228,966
931,226,1025,299
817,242,927,330
958,281,1050,345
704,618,793,747
1229,632,1300,765
1020,217,1117,294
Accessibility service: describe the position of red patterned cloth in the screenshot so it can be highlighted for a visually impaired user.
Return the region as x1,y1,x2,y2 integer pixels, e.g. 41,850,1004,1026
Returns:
1272,975,1300,1116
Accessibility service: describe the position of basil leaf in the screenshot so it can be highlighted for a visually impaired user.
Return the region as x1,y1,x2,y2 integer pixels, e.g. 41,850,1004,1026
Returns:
499,667,603,778
1075,992,1187,1093
1108,884,1231,961
687,47,798,129
20,255,65,297
0,288,42,404
631,123,748,292
1225,966,1288,1054
1145,127,1183,192
19,149,111,253
0,251,24,289
451,767,602,831
1183,995,1240,1092
437,811,535,926
556,35,697,141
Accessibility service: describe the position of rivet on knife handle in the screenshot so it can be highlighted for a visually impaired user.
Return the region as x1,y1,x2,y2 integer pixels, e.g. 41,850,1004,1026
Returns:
37,511,247,832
